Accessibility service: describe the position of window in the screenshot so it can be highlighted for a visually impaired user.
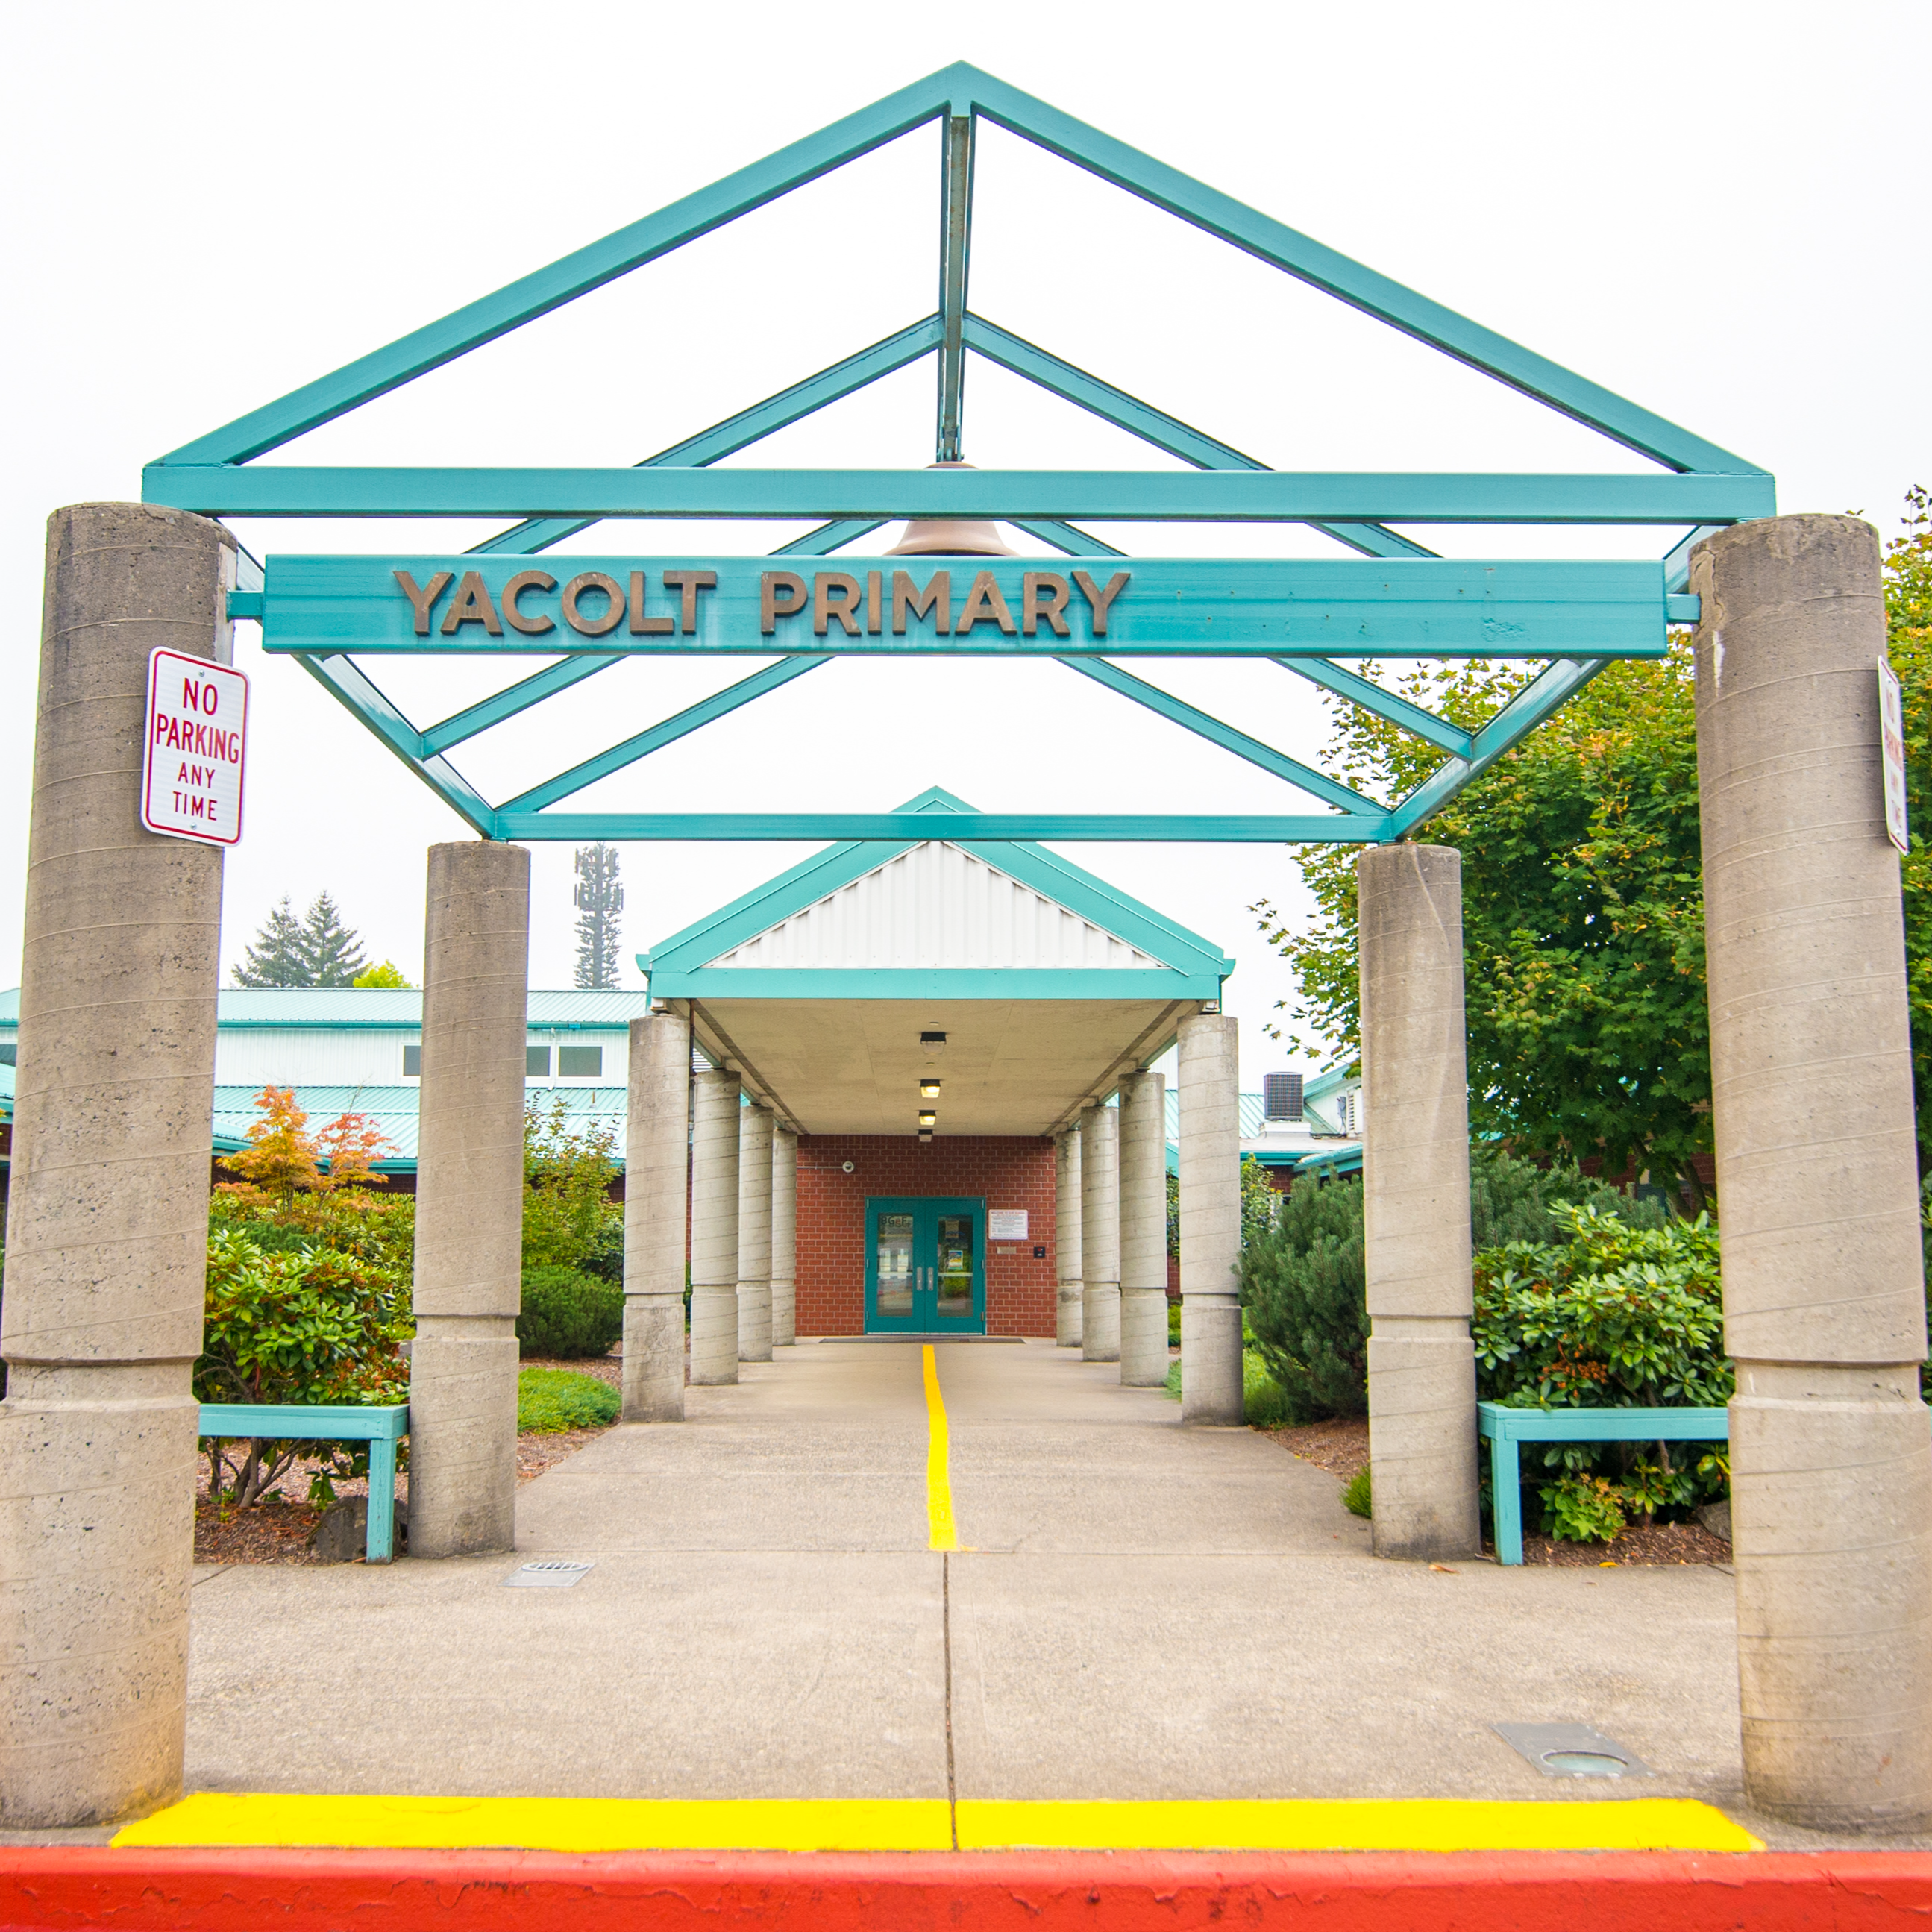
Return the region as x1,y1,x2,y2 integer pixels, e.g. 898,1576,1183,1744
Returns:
558,1044,603,1079
527,1044,551,1077
0,1044,16,1067
403,1044,421,1077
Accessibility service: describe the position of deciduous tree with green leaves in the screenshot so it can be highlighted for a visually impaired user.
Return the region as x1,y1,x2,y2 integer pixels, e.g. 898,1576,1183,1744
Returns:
1884,487,1932,1169
1256,642,1712,1205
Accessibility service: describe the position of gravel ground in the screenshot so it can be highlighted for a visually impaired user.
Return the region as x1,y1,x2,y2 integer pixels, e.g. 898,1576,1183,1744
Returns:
1259,1414,1733,1568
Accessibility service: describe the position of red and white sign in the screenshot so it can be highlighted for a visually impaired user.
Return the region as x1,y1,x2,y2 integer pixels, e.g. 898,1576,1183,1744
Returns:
142,647,248,846
1880,656,1910,856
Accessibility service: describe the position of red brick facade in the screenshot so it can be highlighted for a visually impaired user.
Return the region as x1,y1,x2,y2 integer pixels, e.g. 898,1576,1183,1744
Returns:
795,1134,1058,1336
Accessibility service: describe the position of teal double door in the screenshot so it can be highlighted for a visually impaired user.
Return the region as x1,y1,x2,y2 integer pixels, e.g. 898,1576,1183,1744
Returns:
865,1197,986,1334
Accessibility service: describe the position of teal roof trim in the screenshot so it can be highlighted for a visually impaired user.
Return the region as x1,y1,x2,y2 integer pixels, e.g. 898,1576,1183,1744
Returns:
642,786,1232,985
650,967,1223,1001
0,989,652,1032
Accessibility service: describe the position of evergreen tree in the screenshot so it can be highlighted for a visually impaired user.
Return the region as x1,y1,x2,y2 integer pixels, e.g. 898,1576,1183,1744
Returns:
301,892,368,986
573,844,624,990
233,897,309,987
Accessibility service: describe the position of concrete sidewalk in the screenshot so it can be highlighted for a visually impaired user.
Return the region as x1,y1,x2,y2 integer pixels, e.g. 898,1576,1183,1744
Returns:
169,1340,1851,1845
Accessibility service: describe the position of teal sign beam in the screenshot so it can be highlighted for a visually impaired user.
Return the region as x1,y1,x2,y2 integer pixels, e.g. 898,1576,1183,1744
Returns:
147,466,1771,525
147,61,1771,851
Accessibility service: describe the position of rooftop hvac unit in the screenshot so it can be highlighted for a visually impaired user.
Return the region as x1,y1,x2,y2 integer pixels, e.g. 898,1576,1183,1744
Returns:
1263,1072,1304,1122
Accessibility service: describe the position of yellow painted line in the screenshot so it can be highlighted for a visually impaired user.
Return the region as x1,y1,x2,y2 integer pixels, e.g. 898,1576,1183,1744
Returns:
922,1343,961,1552
954,1798,1763,1854
113,1793,953,1852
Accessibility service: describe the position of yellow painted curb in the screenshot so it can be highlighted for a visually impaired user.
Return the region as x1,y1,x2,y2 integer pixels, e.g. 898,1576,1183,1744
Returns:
113,1794,953,1852
956,1798,1763,1854
112,1793,1763,1854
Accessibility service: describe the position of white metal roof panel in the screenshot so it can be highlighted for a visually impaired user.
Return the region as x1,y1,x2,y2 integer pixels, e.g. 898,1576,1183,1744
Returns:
704,841,1164,972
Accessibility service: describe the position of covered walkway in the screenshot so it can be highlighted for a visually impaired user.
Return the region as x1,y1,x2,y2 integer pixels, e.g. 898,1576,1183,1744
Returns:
180,1343,1746,1816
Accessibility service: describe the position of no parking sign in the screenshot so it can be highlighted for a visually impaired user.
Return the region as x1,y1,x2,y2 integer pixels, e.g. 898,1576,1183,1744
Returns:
141,647,249,846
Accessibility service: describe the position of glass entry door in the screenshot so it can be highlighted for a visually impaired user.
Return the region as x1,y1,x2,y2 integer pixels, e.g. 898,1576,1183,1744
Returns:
865,1197,985,1334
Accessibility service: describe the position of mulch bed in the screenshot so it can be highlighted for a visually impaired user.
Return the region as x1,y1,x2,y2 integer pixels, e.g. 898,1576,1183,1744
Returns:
1258,1413,1732,1567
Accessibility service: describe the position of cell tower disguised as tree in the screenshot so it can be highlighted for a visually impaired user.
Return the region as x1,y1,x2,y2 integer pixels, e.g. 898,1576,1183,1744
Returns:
574,844,624,990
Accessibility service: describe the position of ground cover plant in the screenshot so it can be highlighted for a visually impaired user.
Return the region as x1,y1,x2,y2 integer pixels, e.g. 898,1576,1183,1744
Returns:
518,1367,621,1433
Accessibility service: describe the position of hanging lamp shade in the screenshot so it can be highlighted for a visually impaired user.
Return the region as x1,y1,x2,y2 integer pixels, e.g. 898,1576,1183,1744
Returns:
883,461,1017,558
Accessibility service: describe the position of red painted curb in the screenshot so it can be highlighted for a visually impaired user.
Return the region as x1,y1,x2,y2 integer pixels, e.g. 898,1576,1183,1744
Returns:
4,1848,1932,1931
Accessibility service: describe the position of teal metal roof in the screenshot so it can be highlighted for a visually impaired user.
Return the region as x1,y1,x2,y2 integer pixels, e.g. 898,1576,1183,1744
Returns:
644,787,1232,1001
212,1083,628,1168
0,989,650,1031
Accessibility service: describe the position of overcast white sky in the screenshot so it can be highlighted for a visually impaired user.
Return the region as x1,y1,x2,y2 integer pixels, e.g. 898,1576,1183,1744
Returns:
4,1,1926,1088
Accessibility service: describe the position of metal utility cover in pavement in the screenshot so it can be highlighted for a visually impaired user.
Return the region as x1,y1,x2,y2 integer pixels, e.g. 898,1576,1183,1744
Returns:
1492,1723,1654,1779
504,1561,594,1589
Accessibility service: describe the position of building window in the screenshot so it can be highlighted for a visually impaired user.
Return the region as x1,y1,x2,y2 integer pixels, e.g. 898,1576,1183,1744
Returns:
0,1044,16,1067
527,1044,551,1077
403,1044,421,1077
557,1045,603,1079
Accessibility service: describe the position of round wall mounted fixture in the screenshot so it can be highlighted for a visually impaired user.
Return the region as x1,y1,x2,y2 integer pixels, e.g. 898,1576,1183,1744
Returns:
841,1160,855,1173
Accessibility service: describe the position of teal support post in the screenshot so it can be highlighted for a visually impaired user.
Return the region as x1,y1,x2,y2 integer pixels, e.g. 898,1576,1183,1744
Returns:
198,1403,410,1563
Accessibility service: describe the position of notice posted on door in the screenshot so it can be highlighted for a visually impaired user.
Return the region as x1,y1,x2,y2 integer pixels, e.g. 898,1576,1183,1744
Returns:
142,647,248,846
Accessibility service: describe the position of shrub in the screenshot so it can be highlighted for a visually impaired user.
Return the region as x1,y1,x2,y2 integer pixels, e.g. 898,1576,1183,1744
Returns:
1342,1468,1372,1519
1240,1175,1368,1424
524,1097,621,1272
197,1227,411,1506
1476,1202,1729,1537
518,1367,621,1434
1540,1472,1625,1543
518,1264,623,1359
1243,1350,1294,1428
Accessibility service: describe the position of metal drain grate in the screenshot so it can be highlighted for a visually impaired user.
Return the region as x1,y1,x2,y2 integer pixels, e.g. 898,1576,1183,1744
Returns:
504,1560,595,1589
1491,1722,1653,1779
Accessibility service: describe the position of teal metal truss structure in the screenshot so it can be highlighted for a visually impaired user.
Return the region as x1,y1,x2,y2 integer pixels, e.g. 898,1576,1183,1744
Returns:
147,63,1772,847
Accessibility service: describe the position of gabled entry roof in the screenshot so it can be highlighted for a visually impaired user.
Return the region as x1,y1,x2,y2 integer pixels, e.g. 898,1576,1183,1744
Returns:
642,790,1230,1138
642,788,1232,1003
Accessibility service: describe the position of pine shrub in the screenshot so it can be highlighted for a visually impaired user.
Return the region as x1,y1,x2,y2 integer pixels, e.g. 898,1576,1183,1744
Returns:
517,1265,623,1359
1240,1175,1368,1424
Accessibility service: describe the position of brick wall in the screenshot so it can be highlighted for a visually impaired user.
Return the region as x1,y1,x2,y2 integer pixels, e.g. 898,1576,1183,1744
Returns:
795,1134,1058,1337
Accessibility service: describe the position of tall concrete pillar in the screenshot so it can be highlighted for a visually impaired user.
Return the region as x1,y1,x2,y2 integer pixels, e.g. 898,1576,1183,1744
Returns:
1178,1010,1243,1424
1054,1124,1083,1348
409,841,529,1559
689,1070,741,1385
1693,514,1932,1831
623,1010,689,1423
738,1103,774,1363
0,504,232,1828
1358,844,1478,1562
771,1127,798,1346
1081,1103,1120,1362
1117,1070,1170,1387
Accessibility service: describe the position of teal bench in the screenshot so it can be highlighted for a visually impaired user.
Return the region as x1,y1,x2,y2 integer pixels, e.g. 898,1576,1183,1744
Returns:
1477,1399,1728,1566
198,1403,409,1564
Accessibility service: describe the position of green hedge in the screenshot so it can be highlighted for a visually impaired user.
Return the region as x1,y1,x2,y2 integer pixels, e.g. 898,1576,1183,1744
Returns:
516,1264,623,1360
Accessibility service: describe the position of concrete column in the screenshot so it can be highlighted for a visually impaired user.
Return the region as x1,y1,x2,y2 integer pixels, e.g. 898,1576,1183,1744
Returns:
1117,1071,1170,1387
737,1103,774,1363
1178,1010,1243,1424
1081,1103,1120,1363
0,504,232,1828
1358,844,1478,1563
1693,514,1932,1831
622,1010,689,1423
409,841,529,1560
771,1127,798,1346
689,1070,741,1385
1054,1124,1083,1348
